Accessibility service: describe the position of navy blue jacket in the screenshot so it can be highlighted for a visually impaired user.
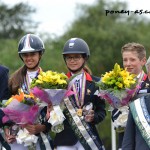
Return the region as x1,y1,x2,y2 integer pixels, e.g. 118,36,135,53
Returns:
122,77,150,150
0,65,10,127
122,95,150,150
0,66,11,149
0,65,10,101
54,73,106,147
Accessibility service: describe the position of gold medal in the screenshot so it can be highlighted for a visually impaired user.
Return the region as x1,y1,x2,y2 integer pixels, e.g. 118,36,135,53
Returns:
77,109,82,117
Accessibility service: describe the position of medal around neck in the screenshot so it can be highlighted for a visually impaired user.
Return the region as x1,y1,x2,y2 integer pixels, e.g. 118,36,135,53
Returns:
77,108,83,117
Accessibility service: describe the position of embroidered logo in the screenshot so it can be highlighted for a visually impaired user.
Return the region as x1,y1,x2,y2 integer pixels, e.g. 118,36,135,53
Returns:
87,89,91,95
145,83,149,88
69,38,77,48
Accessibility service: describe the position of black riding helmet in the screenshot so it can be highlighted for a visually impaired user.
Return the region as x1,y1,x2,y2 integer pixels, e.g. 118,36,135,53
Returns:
18,34,45,70
18,34,45,55
62,38,90,73
62,38,90,59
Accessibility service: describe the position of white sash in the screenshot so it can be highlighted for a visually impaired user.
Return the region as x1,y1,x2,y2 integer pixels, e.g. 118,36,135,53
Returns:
64,97,100,150
40,132,52,150
130,97,150,147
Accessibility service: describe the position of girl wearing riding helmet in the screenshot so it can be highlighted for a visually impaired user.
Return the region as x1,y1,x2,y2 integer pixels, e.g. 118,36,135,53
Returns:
53,38,106,150
4,34,53,150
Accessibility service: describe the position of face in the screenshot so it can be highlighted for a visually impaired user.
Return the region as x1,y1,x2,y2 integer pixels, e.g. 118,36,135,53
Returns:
21,52,41,71
65,54,85,73
122,51,146,75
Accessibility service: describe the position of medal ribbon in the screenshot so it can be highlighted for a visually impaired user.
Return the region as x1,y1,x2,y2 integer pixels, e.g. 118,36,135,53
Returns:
72,72,86,108
22,67,42,94
132,71,147,98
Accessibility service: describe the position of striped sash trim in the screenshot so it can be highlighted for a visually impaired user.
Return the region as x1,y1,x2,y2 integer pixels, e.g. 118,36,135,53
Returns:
64,97,104,150
130,97,150,148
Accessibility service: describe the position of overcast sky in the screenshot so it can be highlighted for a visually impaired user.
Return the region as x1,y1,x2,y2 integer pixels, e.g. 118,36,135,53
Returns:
3,0,150,36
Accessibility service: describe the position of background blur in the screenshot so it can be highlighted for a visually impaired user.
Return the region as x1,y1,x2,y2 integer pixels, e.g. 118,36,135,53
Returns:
0,0,150,149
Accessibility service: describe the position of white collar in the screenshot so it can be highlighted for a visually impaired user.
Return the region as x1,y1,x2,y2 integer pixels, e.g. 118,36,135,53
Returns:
71,73,82,81
27,70,39,83
137,71,144,79
27,70,38,75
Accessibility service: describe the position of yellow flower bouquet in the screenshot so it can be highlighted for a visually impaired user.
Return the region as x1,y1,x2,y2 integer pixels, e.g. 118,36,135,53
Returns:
30,70,68,105
30,70,68,89
96,63,137,108
30,70,69,133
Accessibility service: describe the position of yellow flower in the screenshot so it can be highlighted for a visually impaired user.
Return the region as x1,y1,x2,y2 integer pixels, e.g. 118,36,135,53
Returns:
4,97,13,106
37,74,43,80
117,83,123,88
57,79,67,85
97,63,136,90
42,75,52,82
59,73,68,79
36,79,43,84
30,70,68,89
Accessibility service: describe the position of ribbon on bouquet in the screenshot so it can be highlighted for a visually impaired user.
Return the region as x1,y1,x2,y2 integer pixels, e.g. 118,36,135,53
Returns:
64,97,104,150
112,106,129,132
48,105,65,126
47,105,65,133
16,128,38,146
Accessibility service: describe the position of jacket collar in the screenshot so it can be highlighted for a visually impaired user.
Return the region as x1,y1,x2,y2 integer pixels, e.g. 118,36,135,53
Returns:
66,71,92,82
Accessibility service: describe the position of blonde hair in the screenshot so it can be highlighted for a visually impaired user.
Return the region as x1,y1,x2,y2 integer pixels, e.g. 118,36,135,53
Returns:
121,42,146,60
84,65,92,75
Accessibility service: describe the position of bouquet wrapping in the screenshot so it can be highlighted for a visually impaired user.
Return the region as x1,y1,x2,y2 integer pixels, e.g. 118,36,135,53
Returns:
2,92,39,125
16,128,38,147
99,88,135,108
96,63,137,109
96,63,137,130
1,91,39,146
31,87,67,106
112,106,129,131
30,70,70,133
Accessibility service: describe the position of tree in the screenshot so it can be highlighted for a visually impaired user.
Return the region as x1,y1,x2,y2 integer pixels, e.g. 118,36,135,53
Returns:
0,1,37,39
55,0,150,75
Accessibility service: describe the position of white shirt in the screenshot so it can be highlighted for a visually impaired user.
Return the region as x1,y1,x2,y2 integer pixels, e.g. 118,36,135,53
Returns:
27,70,38,84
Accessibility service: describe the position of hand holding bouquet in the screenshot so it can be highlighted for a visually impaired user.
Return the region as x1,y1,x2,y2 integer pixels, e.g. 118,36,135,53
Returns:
96,63,137,108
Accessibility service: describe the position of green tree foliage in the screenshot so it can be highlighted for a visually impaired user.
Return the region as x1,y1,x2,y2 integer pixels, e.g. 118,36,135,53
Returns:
54,0,150,76
42,37,68,73
0,39,22,72
0,1,37,39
